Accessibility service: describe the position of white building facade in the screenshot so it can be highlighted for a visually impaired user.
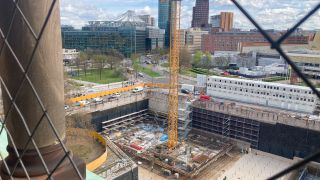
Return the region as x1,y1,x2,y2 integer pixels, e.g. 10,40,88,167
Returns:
206,76,318,114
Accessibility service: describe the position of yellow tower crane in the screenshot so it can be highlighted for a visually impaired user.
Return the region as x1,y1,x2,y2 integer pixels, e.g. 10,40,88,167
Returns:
167,0,181,149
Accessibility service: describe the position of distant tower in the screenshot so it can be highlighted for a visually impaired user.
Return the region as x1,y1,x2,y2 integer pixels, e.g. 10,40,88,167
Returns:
220,12,234,32
210,12,234,32
191,0,209,28
159,0,171,47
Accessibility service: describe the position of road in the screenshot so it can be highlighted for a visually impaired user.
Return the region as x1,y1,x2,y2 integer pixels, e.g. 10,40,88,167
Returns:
139,72,196,85
66,91,146,115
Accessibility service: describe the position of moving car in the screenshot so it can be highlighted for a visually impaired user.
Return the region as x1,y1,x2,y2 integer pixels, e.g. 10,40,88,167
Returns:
78,100,90,106
132,87,144,93
93,97,103,103
112,93,121,98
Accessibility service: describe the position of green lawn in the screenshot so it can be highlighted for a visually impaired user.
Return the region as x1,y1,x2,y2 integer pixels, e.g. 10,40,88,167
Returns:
180,68,197,78
70,68,126,84
161,62,169,68
140,66,161,77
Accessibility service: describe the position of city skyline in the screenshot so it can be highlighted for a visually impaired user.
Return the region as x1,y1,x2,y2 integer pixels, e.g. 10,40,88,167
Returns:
61,0,320,30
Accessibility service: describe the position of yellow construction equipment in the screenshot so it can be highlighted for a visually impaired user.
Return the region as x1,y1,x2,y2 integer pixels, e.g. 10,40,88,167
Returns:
167,0,181,149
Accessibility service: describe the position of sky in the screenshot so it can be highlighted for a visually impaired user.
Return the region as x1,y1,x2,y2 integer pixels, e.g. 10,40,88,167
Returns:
60,0,320,30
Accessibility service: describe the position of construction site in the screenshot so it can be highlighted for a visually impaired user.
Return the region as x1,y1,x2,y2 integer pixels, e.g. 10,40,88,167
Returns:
61,80,320,179
61,0,320,178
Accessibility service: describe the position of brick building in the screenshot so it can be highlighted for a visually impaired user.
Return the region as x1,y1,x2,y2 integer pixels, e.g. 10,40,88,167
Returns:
202,31,309,53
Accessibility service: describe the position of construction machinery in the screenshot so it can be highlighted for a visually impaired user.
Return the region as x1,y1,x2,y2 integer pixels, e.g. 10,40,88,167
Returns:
167,0,182,149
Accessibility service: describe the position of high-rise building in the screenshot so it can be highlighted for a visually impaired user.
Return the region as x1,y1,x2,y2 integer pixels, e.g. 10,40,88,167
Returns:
220,12,234,32
146,27,165,51
61,11,148,57
210,15,220,28
185,28,208,53
138,15,155,26
151,17,155,26
210,12,234,32
191,0,209,28
158,0,171,47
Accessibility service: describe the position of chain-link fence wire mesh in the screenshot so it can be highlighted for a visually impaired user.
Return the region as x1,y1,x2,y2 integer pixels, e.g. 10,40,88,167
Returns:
0,0,319,179
0,0,83,179
230,1,320,179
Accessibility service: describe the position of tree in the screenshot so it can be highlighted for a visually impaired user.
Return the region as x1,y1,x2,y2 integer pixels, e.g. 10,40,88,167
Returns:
203,52,212,73
179,47,192,71
79,52,89,77
131,53,140,62
214,56,227,67
193,50,203,67
93,54,106,80
104,49,124,70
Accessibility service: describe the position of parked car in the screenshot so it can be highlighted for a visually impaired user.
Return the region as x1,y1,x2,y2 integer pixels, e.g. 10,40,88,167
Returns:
181,89,190,94
64,105,70,110
200,95,211,101
194,91,200,95
138,72,144,77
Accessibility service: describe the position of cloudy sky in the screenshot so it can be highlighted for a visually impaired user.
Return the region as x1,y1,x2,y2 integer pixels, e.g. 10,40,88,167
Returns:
60,0,320,30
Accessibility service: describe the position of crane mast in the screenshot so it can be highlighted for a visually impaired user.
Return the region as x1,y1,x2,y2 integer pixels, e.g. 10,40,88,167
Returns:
167,0,181,149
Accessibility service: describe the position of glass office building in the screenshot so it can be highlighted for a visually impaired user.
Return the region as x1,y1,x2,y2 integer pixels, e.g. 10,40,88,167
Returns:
158,0,171,47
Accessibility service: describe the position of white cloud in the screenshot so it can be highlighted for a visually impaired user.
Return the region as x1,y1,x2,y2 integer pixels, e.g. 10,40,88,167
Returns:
60,0,320,30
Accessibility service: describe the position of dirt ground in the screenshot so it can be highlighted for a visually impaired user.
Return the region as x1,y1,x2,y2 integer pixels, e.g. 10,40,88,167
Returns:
138,166,166,180
196,150,242,180
66,135,105,164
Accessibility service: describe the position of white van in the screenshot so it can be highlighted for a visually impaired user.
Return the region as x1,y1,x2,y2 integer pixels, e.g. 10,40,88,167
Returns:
132,86,144,93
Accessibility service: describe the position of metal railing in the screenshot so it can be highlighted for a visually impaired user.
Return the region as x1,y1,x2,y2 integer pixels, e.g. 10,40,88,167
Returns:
230,0,320,179
0,0,84,179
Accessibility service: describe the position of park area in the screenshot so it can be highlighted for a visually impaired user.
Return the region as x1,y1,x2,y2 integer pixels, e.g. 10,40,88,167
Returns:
68,68,126,84
140,66,162,77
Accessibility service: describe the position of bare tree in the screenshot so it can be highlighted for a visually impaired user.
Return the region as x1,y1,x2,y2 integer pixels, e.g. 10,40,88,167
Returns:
214,56,227,67
179,47,192,70
93,54,106,80
79,52,89,77
66,112,95,130
104,49,124,70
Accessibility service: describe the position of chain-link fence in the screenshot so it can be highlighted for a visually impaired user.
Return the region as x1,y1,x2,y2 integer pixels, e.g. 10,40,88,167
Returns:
230,1,320,179
0,0,319,179
0,0,84,179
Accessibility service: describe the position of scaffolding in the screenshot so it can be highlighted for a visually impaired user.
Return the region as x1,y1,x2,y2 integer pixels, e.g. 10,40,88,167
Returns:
192,104,260,148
